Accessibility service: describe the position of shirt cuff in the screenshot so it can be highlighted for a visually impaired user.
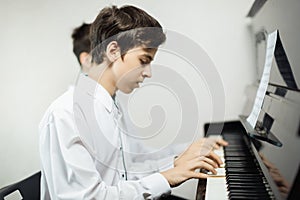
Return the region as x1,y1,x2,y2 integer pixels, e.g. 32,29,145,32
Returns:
141,173,171,198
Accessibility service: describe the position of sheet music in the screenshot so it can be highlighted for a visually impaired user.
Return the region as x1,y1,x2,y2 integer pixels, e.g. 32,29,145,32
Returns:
247,30,278,128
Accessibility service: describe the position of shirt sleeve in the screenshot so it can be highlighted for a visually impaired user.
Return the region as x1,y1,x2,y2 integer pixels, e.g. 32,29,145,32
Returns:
39,110,171,200
122,138,190,180
128,138,189,165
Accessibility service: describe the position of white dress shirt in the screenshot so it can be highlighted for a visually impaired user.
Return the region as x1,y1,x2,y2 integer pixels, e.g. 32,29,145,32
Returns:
39,74,187,200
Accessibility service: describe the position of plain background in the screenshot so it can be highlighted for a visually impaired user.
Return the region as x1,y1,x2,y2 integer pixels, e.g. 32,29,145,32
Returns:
0,0,256,198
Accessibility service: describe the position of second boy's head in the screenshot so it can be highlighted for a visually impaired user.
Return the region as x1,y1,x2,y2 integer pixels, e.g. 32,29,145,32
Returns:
72,23,92,73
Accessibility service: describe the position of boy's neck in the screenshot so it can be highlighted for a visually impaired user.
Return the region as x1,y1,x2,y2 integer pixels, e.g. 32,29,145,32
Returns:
87,62,117,97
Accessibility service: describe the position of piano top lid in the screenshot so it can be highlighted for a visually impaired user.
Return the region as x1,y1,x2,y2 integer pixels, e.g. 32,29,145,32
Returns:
247,0,268,17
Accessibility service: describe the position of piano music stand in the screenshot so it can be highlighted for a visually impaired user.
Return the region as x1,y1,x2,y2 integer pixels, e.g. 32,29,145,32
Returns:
239,115,283,147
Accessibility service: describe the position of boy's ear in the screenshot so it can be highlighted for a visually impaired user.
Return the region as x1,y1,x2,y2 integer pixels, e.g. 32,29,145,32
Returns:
79,52,92,72
106,41,121,63
79,52,90,66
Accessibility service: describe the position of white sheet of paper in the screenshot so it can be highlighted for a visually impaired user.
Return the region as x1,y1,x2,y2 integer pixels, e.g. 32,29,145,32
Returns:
247,30,278,128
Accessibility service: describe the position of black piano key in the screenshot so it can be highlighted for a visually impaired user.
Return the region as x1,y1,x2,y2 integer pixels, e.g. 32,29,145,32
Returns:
227,182,266,186
229,190,271,195
228,185,267,190
227,179,264,184
227,174,263,178
227,176,264,181
215,132,274,200
226,170,261,174
225,164,257,168
202,130,261,198
225,158,252,161
229,192,270,195
230,197,270,200
230,195,271,200
227,177,262,181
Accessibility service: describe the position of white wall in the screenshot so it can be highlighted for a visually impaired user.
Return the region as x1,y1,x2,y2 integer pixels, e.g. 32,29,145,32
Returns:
0,0,255,198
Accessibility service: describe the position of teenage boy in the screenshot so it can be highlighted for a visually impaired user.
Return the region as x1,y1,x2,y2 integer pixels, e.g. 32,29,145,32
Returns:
39,5,227,199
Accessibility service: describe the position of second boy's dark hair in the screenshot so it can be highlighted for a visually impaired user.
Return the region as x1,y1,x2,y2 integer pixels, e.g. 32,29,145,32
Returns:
90,5,166,64
71,23,91,65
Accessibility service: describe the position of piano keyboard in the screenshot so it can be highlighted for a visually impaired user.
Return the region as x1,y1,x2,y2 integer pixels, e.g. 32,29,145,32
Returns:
205,133,275,200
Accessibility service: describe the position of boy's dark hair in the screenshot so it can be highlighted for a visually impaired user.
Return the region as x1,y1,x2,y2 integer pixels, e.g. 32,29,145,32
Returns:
71,23,91,65
90,5,166,64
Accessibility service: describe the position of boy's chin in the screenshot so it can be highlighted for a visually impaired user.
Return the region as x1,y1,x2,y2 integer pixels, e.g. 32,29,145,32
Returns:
120,88,135,94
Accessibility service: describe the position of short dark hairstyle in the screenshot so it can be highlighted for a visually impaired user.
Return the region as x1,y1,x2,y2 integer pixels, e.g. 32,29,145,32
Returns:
71,23,91,65
90,5,166,64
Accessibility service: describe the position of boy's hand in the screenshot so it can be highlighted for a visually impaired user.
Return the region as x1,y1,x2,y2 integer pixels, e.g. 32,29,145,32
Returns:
161,137,228,187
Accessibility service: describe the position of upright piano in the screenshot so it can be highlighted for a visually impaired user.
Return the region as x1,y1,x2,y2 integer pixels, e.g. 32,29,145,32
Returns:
196,79,300,200
196,0,300,199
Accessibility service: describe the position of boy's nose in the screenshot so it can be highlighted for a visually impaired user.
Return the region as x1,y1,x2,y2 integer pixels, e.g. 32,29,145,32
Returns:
142,64,152,78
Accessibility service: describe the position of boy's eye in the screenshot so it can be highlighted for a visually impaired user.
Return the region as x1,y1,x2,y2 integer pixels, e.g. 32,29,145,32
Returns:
140,59,149,65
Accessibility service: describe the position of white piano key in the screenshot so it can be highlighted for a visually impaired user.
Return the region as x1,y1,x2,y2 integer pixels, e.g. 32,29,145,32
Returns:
205,177,228,200
220,161,225,168
208,135,223,140
205,135,228,199
207,168,226,177
214,148,224,157
213,147,225,167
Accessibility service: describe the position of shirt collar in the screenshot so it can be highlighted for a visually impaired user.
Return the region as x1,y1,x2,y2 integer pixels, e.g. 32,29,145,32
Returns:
75,73,114,113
